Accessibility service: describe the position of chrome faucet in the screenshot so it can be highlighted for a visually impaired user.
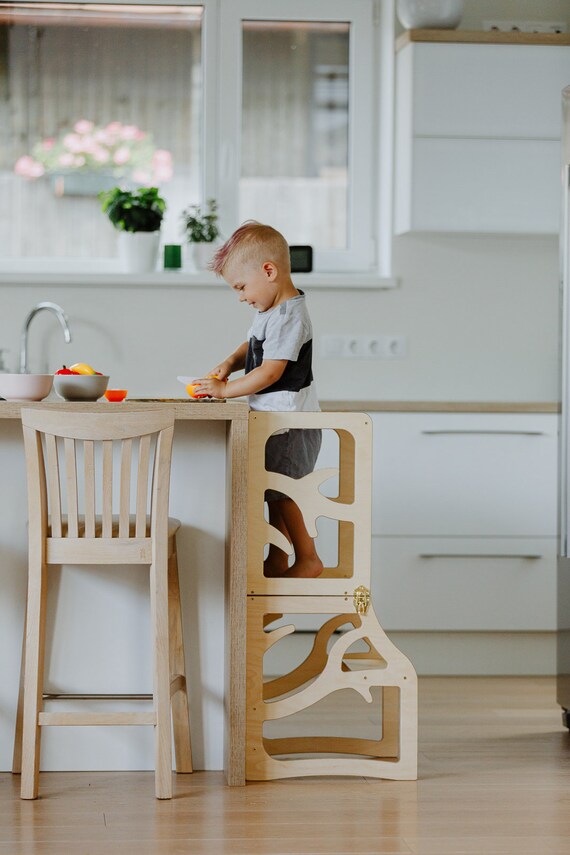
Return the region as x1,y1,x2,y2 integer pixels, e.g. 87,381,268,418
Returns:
20,302,72,374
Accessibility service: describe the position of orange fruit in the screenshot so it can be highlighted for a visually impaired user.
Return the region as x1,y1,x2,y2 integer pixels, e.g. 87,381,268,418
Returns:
186,383,207,399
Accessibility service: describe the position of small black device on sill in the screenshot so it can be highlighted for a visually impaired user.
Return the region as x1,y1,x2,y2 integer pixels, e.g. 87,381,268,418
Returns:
289,245,313,273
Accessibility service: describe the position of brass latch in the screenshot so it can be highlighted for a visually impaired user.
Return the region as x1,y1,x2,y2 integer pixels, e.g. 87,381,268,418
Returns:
353,585,370,615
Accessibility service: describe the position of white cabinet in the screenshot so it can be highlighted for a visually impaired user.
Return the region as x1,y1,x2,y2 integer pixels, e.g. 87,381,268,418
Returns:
395,42,570,234
372,537,556,631
371,413,557,537
369,411,558,631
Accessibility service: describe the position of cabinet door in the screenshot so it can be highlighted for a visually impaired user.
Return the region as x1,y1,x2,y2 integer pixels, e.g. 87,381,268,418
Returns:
396,137,559,234
408,43,570,139
371,413,557,537
372,536,556,631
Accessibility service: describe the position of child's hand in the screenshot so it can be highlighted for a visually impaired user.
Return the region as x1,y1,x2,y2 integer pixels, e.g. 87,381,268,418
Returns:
208,361,231,381
192,375,227,399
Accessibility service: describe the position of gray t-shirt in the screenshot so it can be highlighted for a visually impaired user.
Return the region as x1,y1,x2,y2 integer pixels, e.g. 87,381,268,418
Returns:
245,291,320,413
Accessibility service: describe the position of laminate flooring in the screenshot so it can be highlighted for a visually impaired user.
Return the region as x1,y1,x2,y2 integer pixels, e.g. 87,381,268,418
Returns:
1,677,569,855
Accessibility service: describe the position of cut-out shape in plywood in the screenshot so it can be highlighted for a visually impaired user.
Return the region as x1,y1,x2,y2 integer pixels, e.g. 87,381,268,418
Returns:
248,412,373,595
246,595,417,781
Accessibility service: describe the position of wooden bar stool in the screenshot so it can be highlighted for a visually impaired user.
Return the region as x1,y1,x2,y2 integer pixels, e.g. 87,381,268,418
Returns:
13,408,192,799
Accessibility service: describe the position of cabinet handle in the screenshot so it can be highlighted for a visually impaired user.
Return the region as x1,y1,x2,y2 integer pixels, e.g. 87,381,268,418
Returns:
421,430,546,436
419,553,543,560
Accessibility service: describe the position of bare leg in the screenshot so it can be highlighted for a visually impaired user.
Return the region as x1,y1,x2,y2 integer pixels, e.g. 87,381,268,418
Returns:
264,501,291,577
271,498,323,579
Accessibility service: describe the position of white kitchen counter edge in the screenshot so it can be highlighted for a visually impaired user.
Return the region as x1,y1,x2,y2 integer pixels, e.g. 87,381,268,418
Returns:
320,400,558,413
0,271,398,290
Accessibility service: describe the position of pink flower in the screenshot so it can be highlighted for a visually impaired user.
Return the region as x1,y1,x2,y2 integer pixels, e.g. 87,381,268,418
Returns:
119,124,141,140
152,163,173,183
41,138,55,150
74,119,94,134
63,133,84,153
105,121,122,136
58,152,75,167
73,155,86,167
92,148,110,164
113,146,131,165
14,156,44,178
94,129,113,146
151,150,173,183
153,149,172,165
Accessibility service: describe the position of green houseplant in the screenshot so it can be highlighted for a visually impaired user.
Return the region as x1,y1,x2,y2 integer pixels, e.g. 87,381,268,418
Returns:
180,198,220,270
99,186,166,273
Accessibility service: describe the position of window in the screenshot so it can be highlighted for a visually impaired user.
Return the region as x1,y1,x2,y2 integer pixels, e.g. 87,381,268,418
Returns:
2,0,392,276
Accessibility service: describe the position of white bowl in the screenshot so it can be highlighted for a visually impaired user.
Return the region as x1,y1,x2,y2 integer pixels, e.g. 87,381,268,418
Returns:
397,0,464,30
53,374,109,402
0,373,54,402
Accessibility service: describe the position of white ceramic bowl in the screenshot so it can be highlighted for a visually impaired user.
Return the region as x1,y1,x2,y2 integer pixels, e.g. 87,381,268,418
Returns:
397,0,464,30
0,373,54,402
53,374,109,402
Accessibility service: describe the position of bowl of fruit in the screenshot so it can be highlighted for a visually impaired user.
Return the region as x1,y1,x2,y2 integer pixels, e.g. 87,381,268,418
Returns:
53,363,109,402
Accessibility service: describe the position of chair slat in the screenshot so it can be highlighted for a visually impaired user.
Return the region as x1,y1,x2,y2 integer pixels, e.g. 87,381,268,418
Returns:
64,438,78,538
83,440,96,539
119,439,132,538
45,434,62,538
102,440,113,538
136,434,151,537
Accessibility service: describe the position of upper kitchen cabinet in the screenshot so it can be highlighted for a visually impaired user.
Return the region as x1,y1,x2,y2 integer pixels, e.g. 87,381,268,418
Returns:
394,38,570,235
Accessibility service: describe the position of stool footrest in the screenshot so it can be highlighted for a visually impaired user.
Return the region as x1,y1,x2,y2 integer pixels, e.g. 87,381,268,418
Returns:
38,712,156,726
42,693,153,700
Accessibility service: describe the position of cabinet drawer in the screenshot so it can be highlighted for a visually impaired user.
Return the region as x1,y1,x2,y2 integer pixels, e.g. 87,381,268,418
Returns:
371,413,557,537
372,536,556,631
404,43,570,139
396,137,559,234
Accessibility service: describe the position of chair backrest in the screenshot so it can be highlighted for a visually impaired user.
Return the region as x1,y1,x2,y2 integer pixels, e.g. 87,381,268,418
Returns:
20,408,175,542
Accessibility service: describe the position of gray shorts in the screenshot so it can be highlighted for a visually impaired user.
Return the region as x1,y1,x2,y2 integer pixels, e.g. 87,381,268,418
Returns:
264,428,322,502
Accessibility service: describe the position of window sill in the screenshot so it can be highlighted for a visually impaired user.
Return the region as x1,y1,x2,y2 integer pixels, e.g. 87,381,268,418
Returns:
0,271,398,290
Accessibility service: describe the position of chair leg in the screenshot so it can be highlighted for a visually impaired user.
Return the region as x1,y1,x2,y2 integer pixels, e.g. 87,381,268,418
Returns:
150,550,173,799
12,600,27,774
168,540,193,773
20,559,47,799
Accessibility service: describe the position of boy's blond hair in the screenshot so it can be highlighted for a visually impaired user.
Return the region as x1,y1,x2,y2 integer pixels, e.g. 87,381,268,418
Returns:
210,220,291,276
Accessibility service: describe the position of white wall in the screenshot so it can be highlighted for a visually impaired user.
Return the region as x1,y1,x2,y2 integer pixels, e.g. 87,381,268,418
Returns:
0,230,559,403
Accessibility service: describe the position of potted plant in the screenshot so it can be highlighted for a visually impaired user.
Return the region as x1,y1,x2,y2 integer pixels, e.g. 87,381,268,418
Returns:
180,198,220,270
99,186,166,273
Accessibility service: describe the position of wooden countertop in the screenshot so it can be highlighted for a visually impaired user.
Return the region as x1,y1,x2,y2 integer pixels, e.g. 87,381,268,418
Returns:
0,400,558,418
396,29,570,50
0,400,250,420
320,401,559,413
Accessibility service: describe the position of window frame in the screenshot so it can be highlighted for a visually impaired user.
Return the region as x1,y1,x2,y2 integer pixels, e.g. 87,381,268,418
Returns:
0,0,395,281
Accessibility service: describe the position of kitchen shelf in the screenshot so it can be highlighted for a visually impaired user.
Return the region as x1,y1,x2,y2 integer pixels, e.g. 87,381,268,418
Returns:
396,29,570,50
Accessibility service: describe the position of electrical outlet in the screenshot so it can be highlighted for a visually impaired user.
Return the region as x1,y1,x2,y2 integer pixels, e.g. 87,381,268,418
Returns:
321,334,407,359
483,19,567,33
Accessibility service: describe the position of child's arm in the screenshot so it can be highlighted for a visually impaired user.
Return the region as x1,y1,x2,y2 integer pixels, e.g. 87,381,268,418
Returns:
196,358,287,399
207,342,248,381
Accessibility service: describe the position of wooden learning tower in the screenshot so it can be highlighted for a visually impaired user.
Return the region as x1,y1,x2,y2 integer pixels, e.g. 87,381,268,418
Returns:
246,411,418,781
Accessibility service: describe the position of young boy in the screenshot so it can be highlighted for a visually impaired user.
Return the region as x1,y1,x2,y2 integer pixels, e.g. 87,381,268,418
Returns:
193,221,323,579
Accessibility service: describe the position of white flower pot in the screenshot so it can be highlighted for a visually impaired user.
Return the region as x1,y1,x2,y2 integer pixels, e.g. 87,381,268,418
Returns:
397,0,464,30
118,231,161,274
184,241,219,272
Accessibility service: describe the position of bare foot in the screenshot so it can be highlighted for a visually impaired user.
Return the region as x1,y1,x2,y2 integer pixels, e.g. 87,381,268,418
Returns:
264,556,290,577
283,556,324,578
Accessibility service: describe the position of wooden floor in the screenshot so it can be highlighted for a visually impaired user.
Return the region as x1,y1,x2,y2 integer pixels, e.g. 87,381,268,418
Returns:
2,677,569,854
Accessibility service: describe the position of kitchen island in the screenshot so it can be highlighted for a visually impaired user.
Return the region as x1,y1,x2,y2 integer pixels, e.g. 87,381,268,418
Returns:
0,400,249,785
